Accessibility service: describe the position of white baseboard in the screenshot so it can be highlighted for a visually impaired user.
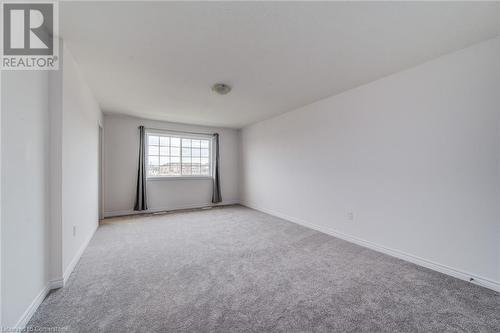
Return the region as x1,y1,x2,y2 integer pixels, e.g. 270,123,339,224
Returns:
62,223,99,285
11,224,98,330
103,200,240,218
48,278,64,290
13,275,74,329
243,202,500,293
13,285,50,330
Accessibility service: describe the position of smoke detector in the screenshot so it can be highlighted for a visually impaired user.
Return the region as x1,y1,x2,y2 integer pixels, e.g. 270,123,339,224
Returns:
212,83,232,95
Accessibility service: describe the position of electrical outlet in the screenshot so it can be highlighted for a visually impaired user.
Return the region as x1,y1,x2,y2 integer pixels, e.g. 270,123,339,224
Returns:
73,226,76,237
347,212,354,221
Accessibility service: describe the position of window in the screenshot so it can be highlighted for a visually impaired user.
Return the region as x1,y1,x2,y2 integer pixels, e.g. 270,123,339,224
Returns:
146,132,211,178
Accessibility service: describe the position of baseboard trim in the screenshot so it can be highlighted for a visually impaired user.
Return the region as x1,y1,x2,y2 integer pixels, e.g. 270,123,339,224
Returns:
62,222,99,285
103,200,240,218
48,278,64,290
13,285,50,330
243,202,500,293
12,224,98,329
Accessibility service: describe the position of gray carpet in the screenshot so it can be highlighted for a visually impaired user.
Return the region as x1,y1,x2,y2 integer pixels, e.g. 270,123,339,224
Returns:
29,205,499,332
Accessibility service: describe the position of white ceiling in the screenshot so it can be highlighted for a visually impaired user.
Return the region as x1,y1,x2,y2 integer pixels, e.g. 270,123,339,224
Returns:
60,1,500,128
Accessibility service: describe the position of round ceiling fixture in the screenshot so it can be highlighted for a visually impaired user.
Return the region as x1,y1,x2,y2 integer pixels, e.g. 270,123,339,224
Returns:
212,83,232,95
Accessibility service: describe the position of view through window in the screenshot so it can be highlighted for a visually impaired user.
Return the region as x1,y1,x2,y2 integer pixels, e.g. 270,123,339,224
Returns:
146,133,211,177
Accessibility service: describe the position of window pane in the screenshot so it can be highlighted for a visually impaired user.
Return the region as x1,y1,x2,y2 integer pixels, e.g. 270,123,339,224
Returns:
160,136,169,146
159,165,169,175
171,137,180,147
148,135,159,145
164,165,174,176
149,156,159,166
149,166,159,176
182,163,191,175
160,156,169,165
146,133,211,178
148,146,158,156
170,147,180,156
201,165,210,175
160,146,169,155
170,164,181,175
191,164,200,175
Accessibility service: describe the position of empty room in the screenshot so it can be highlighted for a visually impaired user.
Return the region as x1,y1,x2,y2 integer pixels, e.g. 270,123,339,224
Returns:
1,1,499,332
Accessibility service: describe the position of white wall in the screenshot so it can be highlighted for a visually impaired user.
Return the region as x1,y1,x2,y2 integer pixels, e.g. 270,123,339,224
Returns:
0,42,103,328
240,38,500,287
1,71,50,327
0,71,2,327
103,114,239,216
61,46,103,280
48,43,63,284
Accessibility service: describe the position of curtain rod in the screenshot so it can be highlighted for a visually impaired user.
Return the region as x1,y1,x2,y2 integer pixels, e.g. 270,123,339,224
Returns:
142,126,216,136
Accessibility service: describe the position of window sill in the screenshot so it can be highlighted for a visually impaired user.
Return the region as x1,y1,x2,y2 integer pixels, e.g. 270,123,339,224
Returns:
147,176,213,181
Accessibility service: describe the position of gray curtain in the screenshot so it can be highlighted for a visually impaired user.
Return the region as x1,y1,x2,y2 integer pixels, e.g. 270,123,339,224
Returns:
134,126,148,211
212,133,222,203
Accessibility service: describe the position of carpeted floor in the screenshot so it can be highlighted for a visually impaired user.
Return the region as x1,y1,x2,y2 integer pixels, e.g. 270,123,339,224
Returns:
29,205,499,332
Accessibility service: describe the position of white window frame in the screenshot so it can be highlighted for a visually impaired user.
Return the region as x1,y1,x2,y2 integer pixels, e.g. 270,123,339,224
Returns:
145,130,213,181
